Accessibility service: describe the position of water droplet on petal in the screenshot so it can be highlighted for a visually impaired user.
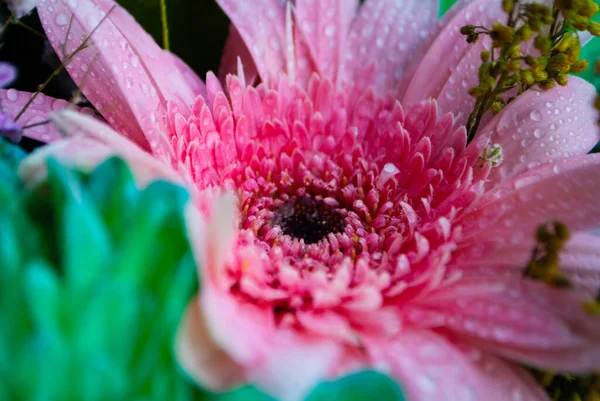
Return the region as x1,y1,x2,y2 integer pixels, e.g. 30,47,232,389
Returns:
6,89,18,102
529,110,542,121
55,13,69,26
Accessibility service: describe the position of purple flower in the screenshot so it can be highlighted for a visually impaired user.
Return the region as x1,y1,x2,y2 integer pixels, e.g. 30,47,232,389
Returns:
0,62,22,142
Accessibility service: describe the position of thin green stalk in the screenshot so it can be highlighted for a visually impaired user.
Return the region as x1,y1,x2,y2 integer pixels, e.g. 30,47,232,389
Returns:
160,0,170,51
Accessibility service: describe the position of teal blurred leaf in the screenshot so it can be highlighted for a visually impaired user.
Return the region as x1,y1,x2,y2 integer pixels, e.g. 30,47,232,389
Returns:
0,156,203,401
305,371,406,401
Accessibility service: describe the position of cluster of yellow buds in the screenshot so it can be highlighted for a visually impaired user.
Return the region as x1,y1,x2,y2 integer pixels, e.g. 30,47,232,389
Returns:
523,221,571,288
460,0,600,143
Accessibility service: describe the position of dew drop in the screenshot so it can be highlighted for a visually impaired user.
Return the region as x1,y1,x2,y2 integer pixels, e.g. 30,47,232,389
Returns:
324,24,336,37
533,128,543,139
529,110,542,121
55,13,69,26
6,89,18,102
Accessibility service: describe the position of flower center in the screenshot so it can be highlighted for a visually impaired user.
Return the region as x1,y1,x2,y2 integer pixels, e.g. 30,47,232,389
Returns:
272,196,345,244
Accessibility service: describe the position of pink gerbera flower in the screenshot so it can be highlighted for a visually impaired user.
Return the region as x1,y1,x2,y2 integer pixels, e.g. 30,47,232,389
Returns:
6,0,600,400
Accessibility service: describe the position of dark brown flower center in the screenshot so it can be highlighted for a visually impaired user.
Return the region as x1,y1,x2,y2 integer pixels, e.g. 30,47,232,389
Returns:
272,196,345,244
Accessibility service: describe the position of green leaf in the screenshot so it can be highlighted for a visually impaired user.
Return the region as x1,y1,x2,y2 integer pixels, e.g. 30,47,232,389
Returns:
86,157,139,241
61,197,112,289
440,0,457,16
206,386,275,401
305,371,406,401
0,157,201,401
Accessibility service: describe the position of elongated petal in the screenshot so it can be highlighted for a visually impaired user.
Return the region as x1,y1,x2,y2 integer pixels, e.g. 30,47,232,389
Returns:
295,0,358,81
409,274,600,372
175,297,245,390
22,110,181,186
166,53,207,101
19,137,113,186
339,0,438,98
365,329,549,401
0,89,92,142
403,0,503,107
459,154,600,254
38,0,194,159
219,25,259,85
216,0,287,87
456,232,600,298
560,233,600,297
473,78,599,187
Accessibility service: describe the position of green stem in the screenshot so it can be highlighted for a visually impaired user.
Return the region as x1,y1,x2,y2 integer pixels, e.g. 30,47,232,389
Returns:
160,0,170,51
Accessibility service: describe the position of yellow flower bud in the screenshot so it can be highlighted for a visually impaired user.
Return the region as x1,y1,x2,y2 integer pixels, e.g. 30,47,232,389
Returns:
491,101,504,114
548,53,571,73
533,69,549,81
553,221,571,241
468,86,486,97
491,22,514,42
502,0,514,13
539,79,555,90
556,32,576,52
570,59,589,73
566,40,582,63
555,72,568,86
520,69,535,85
517,24,533,41
460,25,476,35
580,0,599,18
508,59,521,72
534,35,551,55
588,21,600,36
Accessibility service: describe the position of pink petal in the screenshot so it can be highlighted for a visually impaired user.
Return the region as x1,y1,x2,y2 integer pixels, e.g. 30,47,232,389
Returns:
459,154,600,255
365,329,548,401
339,0,438,98
409,273,600,372
6,0,36,18
38,0,194,159
474,77,599,187
185,198,353,401
166,52,207,101
453,231,600,298
0,89,92,142
219,26,259,86
175,296,245,390
403,0,503,108
19,137,113,186
434,37,491,127
295,0,358,81
216,0,287,87
199,282,349,401
560,232,600,297
29,110,181,186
